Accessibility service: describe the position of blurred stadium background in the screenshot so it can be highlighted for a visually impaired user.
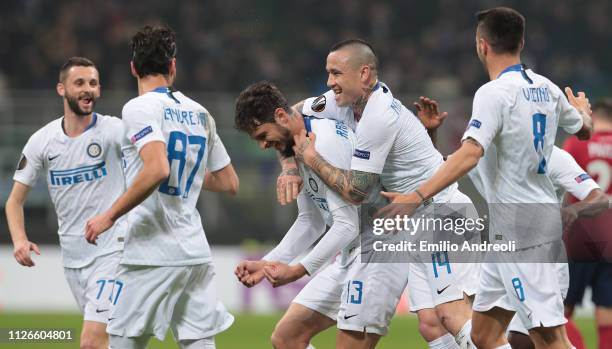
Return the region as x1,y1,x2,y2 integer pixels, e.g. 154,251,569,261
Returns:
0,0,609,347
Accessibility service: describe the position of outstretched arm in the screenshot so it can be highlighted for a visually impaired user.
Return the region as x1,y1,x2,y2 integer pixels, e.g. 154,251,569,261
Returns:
85,142,169,243
378,138,483,217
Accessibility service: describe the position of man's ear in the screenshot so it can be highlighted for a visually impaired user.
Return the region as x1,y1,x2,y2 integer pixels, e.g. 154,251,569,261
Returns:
56,82,65,97
479,38,488,56
130,61,138,78
360,65,371,83
274,108,289,125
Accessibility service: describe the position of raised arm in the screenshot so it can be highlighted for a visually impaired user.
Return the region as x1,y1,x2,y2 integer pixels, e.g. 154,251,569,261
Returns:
564,87,593,140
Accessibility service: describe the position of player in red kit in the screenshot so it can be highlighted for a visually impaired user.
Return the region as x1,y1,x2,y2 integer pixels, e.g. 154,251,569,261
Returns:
563,98,612,349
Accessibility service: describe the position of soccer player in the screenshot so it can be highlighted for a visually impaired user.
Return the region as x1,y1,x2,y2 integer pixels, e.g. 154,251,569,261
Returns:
292,39,478,349
505,146,608,349
234,81,407,349
378,7,593,349
6,57,126,349
84,26,237,349
563,99,612,349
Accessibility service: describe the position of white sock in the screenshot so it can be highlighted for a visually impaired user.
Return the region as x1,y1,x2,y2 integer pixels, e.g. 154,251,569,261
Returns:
306,344,316,349
429,333,459,349
455,319,475,349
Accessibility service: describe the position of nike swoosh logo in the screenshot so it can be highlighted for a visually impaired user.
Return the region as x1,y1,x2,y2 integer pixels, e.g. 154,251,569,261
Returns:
48,155,60,161
436,285,451,294
95,309,109,313
343,314,358,320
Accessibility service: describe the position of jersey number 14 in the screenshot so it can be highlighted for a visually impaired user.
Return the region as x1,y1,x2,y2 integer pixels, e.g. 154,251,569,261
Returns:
159,131,206,198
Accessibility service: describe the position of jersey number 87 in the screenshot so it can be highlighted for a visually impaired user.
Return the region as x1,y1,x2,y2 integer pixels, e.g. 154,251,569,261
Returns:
159,131,206,198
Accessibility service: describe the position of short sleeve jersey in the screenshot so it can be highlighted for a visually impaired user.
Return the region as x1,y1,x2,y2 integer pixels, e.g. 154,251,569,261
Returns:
14,113,127,268
121,87,231,266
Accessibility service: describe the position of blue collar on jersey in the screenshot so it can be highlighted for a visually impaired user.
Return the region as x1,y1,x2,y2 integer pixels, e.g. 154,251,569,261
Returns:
61,112,97,135
497,63,533,84
151,86,180,104
303,115,313,135
84,112,98,131
371,81,389,93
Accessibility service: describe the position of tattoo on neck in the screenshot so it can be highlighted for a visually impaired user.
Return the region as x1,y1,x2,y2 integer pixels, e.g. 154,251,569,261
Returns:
353,84,375,121
293,100,305,114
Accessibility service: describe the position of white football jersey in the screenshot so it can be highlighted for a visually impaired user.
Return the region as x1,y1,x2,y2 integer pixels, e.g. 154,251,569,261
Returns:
14,113,127,268
121,87,231,266
463,66,584,248
463,65,584,204
303,83,455,200
548,147,600,201
299,116,359,265
470,146,600,203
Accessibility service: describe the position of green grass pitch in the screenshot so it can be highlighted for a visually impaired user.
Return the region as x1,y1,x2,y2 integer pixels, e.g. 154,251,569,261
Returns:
0,313,597,348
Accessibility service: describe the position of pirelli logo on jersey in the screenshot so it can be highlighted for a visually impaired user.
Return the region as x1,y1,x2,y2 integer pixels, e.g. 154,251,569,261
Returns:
49,162,107,186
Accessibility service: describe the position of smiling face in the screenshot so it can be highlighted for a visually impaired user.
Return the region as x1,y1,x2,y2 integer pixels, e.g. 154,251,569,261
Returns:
58,66,100,116
250,121,295,158
326,49,367,107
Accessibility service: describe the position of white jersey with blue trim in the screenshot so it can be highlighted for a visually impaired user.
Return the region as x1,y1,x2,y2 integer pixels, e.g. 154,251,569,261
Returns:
121,87,231,266
303,83,455,199
301,116,359,258
462,65,584,204
300,116,355,225
13,113,127,268
469,146,600,203
264,116,362,272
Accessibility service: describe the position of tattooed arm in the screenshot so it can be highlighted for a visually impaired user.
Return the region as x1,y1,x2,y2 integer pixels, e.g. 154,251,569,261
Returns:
293,131,379,204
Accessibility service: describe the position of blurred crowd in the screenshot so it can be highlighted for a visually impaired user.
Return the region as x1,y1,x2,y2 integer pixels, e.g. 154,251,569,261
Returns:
0,0,610,244
1,0,610,99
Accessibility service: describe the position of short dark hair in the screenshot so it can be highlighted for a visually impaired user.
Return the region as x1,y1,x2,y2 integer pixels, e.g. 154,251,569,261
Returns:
593,98,612,121
476,7,525,54
330,39,376,55
330,39,379,72
234,81,290,134
130,25,176,78
59,57,96,82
